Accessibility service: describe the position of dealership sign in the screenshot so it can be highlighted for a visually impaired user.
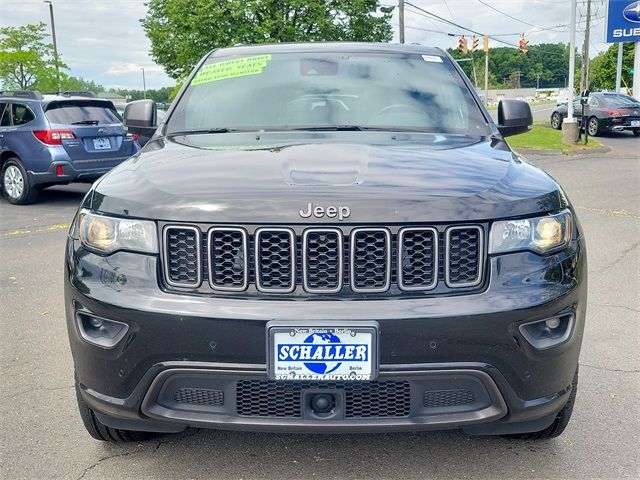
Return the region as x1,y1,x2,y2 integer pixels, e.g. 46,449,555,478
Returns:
607,0,640,42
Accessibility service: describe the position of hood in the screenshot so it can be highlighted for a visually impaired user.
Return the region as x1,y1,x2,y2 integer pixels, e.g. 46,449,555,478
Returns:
91,134,565,223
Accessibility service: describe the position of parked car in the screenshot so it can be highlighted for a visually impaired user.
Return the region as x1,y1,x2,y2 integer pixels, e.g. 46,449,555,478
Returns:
66,43,586,443
556,90,570,106
550,92,640,136
0,91,140,204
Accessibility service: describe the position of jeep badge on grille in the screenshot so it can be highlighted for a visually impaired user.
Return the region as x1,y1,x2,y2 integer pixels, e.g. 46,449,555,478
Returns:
299,203,351,221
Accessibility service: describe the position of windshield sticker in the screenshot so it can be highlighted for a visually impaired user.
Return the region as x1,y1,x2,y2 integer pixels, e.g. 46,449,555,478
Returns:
421,55,443,63
191,55,272,86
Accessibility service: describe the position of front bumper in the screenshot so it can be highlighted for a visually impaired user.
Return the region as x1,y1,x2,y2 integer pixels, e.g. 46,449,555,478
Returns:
65,235,587,434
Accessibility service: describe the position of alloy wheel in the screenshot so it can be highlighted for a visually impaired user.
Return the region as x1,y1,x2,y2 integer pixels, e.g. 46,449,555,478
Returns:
3,165,24,199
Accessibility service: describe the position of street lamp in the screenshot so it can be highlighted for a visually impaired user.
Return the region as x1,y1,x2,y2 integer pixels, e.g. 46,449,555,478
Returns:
43,1,60,92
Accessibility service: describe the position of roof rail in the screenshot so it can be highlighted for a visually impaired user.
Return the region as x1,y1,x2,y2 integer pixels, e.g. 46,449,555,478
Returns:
61,91,97,98
0,90,44,100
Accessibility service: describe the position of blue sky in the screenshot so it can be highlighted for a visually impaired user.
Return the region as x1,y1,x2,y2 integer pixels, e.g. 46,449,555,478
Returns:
1,0,610,90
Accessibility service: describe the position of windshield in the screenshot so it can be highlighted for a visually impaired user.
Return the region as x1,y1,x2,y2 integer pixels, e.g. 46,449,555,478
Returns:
166,52,489,137
603,94,640,107
45,101,121,125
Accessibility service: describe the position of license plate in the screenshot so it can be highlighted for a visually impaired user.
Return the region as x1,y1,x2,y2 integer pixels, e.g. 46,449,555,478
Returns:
92,137,111,150
268,322,378,381
631,120,640,127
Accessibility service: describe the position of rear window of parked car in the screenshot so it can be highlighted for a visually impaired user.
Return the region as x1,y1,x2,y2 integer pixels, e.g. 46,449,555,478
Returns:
45,101,121,125
12,104,36,125
602,94,640,107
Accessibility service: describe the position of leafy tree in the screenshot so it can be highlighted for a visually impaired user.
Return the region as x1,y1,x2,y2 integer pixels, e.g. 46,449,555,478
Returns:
447,43,580,90
59,76,104,94
588,43,634,91
142,0,394,79
0,22,67,90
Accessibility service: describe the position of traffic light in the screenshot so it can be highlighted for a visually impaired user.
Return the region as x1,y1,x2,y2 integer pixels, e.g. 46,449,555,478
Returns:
472,36,479,53
483,35,489,54
458,36,468,55
519,38,529,54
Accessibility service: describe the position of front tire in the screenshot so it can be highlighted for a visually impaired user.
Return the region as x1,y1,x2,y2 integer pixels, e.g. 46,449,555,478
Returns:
505,369,578,440
75,374,156,443
550,112,562,130
2,158,40,205
587,117,600,137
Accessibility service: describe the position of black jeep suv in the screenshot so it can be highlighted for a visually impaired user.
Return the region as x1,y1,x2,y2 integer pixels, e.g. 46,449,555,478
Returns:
65,43,586,442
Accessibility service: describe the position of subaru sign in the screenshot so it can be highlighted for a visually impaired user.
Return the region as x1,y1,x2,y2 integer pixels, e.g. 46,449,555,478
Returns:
607,0,640,42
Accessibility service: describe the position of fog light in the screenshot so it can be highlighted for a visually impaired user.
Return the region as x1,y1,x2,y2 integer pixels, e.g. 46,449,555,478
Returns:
519,314,574,350
76,312,129,348
545,317,561,329
89,317,104,328
55,165,63,176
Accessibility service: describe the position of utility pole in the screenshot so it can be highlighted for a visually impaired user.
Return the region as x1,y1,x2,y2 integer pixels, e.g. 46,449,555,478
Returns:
483,35,489,107
399,0,405,44
43,1,60,92
141,68,147,99
580,0,591,92
536,73,540,90
563,0,578,145
615,43,623,93
634,41,640,100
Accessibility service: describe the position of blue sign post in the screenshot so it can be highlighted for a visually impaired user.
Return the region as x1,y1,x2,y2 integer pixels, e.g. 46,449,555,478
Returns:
606,1,640,99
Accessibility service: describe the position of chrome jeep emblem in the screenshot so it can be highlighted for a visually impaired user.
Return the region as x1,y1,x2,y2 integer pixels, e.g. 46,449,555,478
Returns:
299,202,351,221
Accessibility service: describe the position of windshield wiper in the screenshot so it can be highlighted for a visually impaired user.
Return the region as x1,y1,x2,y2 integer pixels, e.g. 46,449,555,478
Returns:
72,120,100,125
290,125,364,131
167,128,247,136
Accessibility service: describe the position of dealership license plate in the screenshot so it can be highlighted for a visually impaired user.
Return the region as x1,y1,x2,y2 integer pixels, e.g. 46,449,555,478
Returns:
92,137,111,150
268,324,377,381
631,120,640,127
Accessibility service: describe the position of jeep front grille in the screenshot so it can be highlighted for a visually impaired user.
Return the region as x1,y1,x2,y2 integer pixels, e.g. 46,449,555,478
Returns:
161,224,485,295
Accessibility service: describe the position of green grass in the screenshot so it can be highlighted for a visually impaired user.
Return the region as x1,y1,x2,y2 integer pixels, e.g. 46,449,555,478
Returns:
506,123,604,152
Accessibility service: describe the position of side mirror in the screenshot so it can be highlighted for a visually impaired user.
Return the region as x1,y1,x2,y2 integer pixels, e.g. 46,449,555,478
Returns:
123,100,157,147
497,99,533,137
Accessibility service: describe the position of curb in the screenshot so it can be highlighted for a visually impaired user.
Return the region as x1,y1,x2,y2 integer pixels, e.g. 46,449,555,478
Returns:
513,145,611,157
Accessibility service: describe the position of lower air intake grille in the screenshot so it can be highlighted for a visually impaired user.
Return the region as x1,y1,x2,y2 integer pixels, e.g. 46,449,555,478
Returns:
423,389,475,408
236,380,411,418
174,388,224,406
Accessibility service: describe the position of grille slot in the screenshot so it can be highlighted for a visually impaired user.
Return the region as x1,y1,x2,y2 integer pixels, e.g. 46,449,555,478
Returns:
303,229,343,293
423,389,475,408
207,228,248,291
445,226,484,287
255,228,296,292
236,380,411,418
163,226,201,287
398,227,438,291
350,228,391,293
174,388,224,406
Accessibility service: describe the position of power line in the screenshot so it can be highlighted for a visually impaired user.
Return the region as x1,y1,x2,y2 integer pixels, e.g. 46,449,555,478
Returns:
475,0,568,31
404,1,518,47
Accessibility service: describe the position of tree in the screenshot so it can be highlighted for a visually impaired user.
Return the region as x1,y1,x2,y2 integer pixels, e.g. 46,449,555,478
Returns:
589,43,634,91
142,0,394,79
447,43,580,90
0,22,67,91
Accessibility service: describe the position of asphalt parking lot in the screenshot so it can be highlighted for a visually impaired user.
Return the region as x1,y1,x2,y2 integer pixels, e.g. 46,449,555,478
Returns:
1,132,638,479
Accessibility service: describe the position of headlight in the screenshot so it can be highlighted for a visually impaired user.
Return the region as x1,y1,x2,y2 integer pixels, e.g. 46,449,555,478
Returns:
489,210,572,255
78,211,158,254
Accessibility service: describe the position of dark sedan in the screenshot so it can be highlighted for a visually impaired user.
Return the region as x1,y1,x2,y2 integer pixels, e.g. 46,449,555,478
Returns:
551,92,640,137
